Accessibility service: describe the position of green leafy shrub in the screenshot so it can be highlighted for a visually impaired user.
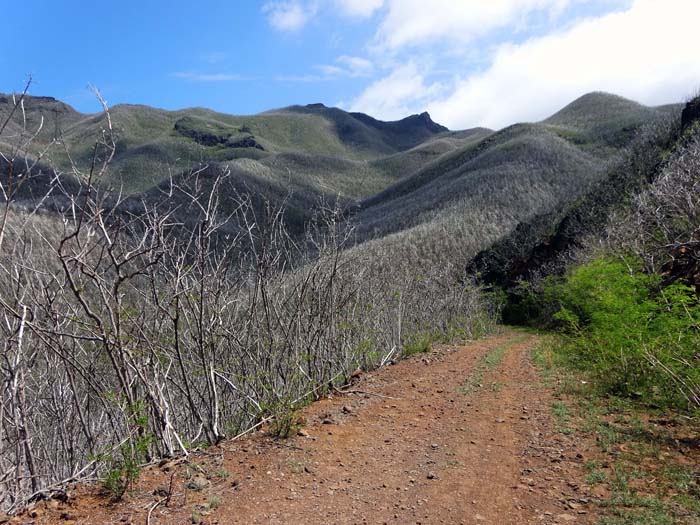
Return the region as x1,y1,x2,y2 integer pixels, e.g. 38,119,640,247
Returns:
265,396,304,439
102,432,152,500
545,256,700,409
404,331,437,356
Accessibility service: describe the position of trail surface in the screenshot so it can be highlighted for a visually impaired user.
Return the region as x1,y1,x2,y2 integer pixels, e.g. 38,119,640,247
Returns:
24,331,598,525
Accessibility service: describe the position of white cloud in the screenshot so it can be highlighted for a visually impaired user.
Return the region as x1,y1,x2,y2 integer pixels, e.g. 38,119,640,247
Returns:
263,1,316,31
425,0,700,129
312,55,374,79
348,0,700,129
334,0,384,17
346,62,444,120
337,55,374,76
374,0,573,50
316,64,346,76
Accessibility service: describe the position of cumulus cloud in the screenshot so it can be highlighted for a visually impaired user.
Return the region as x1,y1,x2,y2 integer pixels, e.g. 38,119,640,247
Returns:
374,0,573,50
282,56,374,82
346,62,444,120
337,55,374,76
348,0,700,129
263,1,316,31
425,0,700,129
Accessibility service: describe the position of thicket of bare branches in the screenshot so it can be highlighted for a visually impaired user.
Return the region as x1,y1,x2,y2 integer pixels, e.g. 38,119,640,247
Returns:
607,129,700,274
0,89,495,511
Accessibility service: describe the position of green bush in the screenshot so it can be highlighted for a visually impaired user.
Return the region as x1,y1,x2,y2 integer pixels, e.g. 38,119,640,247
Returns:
403,331,437,356
545,256,700,409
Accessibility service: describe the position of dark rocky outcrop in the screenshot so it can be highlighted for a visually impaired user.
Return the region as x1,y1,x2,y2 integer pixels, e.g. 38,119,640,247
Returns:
661,243,700,292
173,118,264,150
174,118,229,146
681,96,700,130
228,136,264,150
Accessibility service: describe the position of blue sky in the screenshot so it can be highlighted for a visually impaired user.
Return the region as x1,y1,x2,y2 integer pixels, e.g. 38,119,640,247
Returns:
5,0,700,129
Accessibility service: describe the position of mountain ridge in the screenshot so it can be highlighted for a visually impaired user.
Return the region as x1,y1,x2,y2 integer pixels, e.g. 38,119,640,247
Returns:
0,90,681,249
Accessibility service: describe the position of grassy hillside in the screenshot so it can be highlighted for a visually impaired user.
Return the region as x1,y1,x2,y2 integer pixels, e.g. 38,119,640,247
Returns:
0,95,455,195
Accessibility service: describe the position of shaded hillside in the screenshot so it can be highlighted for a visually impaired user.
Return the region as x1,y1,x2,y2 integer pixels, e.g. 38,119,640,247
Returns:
273,103,449,153
467,103,686,325
354,124,604,238
338,93,678,278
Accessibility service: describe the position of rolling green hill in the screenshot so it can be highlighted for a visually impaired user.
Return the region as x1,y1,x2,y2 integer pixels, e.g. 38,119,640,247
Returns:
0,95,459,195
0,90,679,258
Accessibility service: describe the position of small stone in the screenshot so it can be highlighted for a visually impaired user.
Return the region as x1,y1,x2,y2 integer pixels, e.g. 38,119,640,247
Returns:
186,476,209,491
342,406,353,414
495,418,505,423
153,486,169,497
427,472,436,480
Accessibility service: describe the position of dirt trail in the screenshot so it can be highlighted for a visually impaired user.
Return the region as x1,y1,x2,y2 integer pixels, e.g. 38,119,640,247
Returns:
24,331,599,525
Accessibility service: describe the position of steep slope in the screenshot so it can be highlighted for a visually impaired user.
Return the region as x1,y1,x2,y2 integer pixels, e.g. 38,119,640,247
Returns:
467,99,687,324
342,93,677,273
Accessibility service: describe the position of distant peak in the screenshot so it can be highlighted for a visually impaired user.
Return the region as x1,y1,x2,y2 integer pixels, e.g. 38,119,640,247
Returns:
306,103,327,109
402,111,449,133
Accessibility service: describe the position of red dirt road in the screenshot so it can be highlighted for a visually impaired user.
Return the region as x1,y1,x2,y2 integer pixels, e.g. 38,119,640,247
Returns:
21,331,599,525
